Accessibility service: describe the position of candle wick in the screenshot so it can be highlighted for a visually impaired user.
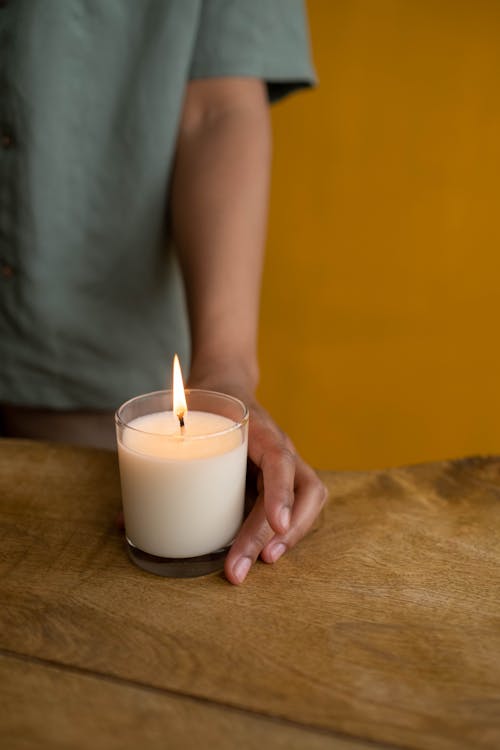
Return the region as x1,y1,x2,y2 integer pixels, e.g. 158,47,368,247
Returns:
178,414,185,429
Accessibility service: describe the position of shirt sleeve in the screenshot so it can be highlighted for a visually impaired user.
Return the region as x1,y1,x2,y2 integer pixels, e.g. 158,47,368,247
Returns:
189,0,316,102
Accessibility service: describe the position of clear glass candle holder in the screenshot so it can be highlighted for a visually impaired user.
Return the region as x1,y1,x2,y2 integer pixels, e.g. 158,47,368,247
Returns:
115,389,249,578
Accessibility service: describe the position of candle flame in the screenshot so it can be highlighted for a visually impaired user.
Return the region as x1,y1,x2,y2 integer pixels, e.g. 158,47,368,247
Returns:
173,354,187,424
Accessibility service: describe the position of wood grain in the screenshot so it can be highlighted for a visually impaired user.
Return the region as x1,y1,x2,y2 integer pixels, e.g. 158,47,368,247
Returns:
2,653,377,750
1,439,500,749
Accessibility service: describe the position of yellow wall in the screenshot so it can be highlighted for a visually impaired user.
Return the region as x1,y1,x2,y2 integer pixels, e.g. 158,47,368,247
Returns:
258,0,500,471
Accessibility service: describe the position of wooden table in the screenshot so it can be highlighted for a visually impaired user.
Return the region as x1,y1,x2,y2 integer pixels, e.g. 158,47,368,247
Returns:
1,439,500,750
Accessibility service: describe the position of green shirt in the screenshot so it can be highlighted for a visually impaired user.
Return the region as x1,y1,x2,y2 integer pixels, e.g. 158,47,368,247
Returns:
0,0,314,410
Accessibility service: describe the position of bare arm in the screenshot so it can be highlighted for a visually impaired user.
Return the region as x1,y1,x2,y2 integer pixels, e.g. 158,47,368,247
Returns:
171,77,268,391
170,77,326,584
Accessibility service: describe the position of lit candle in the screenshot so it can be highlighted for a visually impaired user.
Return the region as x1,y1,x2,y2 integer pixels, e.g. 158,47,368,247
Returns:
115,356,248,575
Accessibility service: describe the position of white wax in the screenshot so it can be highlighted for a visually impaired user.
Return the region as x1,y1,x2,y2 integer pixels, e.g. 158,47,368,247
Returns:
117,410,247,558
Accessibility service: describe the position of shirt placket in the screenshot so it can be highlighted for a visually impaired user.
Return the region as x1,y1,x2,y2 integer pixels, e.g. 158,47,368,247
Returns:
0,0,17,283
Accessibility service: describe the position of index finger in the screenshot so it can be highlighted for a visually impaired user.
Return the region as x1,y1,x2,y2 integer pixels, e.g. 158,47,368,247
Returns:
258,444,296,535
247,407,297,535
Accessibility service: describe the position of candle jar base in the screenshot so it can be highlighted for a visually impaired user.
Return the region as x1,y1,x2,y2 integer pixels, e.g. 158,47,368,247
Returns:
126,539,229,578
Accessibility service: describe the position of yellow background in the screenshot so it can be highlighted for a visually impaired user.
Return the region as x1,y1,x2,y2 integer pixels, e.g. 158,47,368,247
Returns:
257,0,500,471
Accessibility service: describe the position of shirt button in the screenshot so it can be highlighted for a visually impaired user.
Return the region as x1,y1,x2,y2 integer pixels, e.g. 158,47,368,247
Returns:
1,132,14,149
1,263,14,278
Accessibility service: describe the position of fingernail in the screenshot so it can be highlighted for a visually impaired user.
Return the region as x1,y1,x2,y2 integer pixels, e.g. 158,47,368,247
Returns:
280,506,291,531
233,556,252,583
268,542,287,563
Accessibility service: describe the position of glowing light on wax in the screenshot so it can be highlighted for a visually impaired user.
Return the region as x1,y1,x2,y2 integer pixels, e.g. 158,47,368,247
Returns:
173,354,187,428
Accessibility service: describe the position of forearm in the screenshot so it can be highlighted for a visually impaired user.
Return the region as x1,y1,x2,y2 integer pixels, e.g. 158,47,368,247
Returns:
170,78,271,394
169,78,325,585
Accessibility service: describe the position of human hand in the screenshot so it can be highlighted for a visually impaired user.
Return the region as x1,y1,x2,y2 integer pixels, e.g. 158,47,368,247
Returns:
188,376,328,585
226,398,327,584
